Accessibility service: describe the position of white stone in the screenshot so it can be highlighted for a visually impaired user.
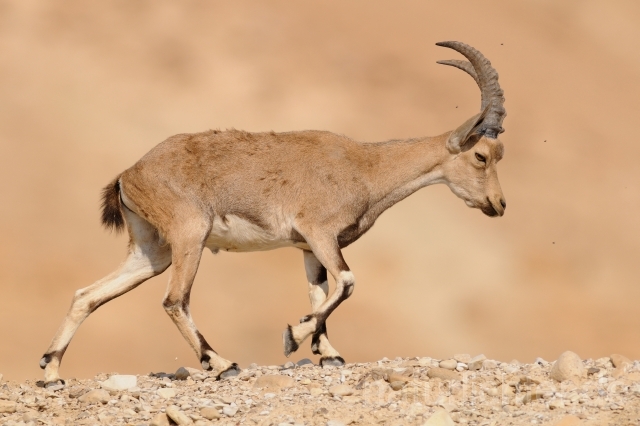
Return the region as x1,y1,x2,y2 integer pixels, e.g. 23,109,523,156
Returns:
157,388,177,399
549,399,565,410
453,354,471,363
483,359,499,370
100,375,137,391
78,389,110,404
166,405,194,425
0,400,17,413
550,351,585,383
439,359,457,370
329,385,354,397
222,406,238,416
468,354,487,371
423,408,455,426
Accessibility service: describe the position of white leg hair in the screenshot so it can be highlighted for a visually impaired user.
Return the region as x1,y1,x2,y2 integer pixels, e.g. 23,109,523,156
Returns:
302,250,341,358
40,209,171,385
284,238,354,365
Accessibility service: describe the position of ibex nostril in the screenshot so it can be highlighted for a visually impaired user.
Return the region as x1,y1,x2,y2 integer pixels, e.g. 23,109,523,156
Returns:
500,199,506,209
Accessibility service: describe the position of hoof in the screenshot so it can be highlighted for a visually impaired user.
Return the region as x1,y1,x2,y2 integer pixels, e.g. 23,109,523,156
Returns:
218,363,241,380
282,325,299,357
37,379,65,390
320,356,345,367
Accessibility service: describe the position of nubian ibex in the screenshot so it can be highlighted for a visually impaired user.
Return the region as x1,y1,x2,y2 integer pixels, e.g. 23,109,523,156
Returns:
40,41,507,386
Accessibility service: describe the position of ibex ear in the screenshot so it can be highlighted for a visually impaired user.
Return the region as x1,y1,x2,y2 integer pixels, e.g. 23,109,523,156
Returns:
446,103,491,153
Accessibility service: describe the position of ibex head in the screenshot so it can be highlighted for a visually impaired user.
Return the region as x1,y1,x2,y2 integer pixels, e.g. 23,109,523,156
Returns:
436,41,507,217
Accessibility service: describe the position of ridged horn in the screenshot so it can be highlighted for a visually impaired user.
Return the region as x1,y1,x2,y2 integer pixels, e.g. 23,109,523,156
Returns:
436,41,506,138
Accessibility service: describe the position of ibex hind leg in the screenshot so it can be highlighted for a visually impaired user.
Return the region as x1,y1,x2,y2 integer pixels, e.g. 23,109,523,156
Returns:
39,209,171,386
161,222,240,380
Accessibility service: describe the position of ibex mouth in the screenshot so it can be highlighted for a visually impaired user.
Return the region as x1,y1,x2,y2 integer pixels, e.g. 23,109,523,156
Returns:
481,198,501,217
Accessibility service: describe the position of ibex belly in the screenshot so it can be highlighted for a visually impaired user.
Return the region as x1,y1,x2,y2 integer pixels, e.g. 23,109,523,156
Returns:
205,214,307,252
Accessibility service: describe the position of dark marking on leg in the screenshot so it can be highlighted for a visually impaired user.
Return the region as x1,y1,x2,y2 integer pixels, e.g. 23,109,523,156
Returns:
311,323,327,355
200,354,212,371
196,331,217,370
320,356,345,367
299,314,314,323
196,331,215,352
283,324,299,357
315,267,327,285
39,348,67,370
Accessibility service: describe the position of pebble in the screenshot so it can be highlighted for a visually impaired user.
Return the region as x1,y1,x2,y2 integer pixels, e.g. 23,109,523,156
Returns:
78,389,110,404
150,413,171,426
554,415,581,426
0,399,17,413
22,410,39,422
389,381,405,391
283,361,295,369
0,373,3,383
549,399,565,409
468,354,486,371
100,374,137,391
453,354,471,363
423,408,455,426
610,353,632,378
610,353,631,368
174,367,191,380
439,359,458,370
502,363,520,374
329,384,354,397
297,358,314,366
427,367,461,381
222,405,238,416
253,374,295,389
200,406,221,420
166,405,194,425
550,351,585,382
157,388,177,399
483,359,499,369
522,389,545,404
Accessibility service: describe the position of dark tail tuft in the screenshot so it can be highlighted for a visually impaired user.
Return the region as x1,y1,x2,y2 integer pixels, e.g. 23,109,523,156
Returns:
101,176,125,233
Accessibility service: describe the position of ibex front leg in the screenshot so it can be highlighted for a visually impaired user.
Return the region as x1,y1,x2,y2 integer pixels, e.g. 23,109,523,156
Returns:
283,240,353,366
301,250,344,365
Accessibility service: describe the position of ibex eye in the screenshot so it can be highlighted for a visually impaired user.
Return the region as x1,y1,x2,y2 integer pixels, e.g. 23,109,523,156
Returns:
475,153,486,163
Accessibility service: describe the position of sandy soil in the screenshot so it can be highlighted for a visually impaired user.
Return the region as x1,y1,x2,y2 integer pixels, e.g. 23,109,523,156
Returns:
2,354,640,426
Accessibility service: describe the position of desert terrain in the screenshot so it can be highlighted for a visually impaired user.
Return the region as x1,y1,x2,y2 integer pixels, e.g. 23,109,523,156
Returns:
1,4,640,422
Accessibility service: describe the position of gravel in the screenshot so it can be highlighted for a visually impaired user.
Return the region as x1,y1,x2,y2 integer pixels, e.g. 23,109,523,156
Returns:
0,353,639,425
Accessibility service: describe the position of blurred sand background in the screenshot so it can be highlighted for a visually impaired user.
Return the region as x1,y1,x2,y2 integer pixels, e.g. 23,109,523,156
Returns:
1,1,639,382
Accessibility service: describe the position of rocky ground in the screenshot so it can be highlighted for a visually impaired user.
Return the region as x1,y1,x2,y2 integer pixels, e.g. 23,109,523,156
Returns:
1,352,640,426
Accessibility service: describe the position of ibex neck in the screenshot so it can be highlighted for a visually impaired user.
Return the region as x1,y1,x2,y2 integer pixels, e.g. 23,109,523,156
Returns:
362,133,450,215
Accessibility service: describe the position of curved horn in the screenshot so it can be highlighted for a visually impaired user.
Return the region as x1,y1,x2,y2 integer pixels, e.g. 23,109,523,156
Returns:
436,59,479,87
436,41,506,138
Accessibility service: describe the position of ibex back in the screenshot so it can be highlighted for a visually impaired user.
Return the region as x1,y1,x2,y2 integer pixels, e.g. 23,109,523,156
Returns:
40,41,507,386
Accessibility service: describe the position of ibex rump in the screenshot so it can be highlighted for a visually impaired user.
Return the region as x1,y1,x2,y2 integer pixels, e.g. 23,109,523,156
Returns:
40,41,507,386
